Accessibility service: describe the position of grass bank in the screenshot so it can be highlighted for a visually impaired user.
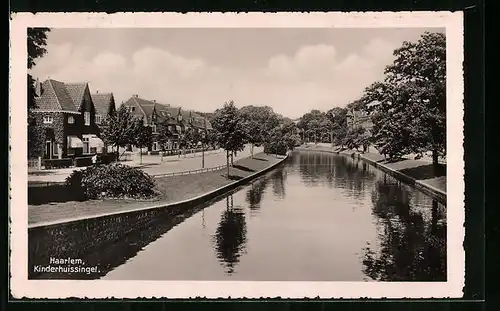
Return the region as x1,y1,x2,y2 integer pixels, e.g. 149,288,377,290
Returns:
28,153,283,225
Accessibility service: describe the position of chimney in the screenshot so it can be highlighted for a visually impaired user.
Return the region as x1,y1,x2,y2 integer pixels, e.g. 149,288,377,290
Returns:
153,100,156,103
96,90,99,94
133,94,138,98
34,78,41,97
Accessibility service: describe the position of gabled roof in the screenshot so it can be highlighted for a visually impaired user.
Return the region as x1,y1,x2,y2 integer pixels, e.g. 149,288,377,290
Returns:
34,79,83,112
91,93,114,115
65,83,87,110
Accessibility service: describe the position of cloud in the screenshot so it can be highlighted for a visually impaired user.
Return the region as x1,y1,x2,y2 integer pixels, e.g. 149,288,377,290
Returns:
30,38,398,119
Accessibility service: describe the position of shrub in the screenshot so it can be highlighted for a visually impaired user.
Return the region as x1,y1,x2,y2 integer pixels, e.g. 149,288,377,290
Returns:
97,153,117,164
65,163,157,200
74,156,93,167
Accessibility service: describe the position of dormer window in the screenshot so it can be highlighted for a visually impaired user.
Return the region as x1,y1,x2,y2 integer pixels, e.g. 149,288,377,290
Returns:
84,112,91,126
95,114,102,124
152,124,157,133
67,116,75,124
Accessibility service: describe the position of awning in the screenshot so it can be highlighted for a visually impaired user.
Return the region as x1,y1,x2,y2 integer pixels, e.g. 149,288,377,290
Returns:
67,135,83,148
89,136,105,148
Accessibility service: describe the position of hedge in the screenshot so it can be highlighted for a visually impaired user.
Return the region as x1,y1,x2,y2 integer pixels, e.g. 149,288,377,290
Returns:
42,158,73,169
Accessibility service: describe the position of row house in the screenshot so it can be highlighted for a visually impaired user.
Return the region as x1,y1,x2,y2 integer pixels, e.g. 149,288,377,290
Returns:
32,78,106,159
121,95,213,152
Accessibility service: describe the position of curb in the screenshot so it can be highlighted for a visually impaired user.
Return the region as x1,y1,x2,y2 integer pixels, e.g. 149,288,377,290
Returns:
295,147,447,204
29,153,289,229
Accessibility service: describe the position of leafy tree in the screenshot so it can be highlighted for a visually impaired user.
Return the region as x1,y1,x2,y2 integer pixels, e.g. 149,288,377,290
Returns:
155,122,172,152
100,105,135,161
27,28,50,158
344,126,370,152
326,107,348,149
212,101,247,178
239,105,280,157
297,109,327,144
362,32,446,171
131,118,153,165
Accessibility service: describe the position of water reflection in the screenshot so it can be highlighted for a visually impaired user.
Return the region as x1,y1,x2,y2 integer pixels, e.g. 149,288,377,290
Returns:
213,195,248,274
298,152,376,199
245,177,270,214
271,167,287,199
362,178,447,281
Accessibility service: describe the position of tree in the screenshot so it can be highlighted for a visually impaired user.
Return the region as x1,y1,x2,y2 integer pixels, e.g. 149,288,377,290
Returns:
297,109,327,144
211,101,247,178
100,105,135,161
363,32,446,171
131,118,153,165
27,28,50,158
239,105,280,158
327,107,348,149
156,122,172,152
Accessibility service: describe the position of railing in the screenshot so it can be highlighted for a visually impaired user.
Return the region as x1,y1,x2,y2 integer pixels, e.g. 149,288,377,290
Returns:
153,164,230,178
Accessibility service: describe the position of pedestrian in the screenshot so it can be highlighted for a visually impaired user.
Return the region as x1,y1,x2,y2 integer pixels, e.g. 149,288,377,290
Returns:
92,154,98,165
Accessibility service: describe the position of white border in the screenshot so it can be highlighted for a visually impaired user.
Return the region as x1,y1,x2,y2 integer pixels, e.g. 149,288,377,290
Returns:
10,12,465,299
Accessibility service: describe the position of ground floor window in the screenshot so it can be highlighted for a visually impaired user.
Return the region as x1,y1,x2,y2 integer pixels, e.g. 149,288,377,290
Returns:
53,143,59,156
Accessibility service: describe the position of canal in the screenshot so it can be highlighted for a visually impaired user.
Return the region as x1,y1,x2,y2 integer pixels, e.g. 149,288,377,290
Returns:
96,151,446,281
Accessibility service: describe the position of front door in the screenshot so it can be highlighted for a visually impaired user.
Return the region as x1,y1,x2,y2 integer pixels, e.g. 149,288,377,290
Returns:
45,141,52,159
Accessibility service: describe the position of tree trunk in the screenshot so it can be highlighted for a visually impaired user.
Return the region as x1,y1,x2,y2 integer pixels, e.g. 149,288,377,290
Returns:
202,142,205,168
139,147,142,165
231,152,234,166
226,150,230,178
251,143,254,158
432,149,440,176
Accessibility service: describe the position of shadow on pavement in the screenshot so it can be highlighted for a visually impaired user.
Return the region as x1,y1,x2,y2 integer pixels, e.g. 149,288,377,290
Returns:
231,165,256,172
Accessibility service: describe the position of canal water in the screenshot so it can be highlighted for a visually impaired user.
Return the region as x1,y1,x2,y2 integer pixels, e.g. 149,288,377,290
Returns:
98,151,446,281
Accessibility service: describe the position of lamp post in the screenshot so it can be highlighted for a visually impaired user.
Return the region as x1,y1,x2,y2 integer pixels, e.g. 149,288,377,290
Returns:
330,111,335,147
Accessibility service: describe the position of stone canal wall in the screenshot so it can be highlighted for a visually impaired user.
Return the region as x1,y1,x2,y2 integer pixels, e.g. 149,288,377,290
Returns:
28,153,289,279
294,147,446,204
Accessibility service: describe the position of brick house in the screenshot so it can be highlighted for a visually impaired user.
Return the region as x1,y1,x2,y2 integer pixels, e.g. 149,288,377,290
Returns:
31,78,104,159
122,95,212,152
91,91,116,153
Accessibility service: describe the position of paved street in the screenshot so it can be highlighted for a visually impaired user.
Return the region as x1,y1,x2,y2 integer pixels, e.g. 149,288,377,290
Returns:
28,145,263,183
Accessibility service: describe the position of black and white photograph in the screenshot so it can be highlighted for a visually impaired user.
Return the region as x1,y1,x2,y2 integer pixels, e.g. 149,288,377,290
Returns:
10,12,464,299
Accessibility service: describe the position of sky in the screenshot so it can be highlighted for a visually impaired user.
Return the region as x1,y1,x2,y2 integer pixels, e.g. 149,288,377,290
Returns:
30,27,443,119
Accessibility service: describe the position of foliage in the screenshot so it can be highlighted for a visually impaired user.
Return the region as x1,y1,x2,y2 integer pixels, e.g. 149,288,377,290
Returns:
297,109,328,143
155,122,172,151
212,101,247,154
344,126,370,151
100,105,135,158
131,117,153,163
65,163,157,200
360,31,446,164
263,118,300,155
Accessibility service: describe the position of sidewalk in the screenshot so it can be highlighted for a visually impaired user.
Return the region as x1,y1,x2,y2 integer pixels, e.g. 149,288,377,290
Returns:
29,152,280,225
28,145,263,184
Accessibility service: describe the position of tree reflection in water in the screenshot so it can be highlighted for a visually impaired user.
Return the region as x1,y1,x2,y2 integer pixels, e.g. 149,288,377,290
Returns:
362,176,447,281
271,167,287,199
245,177,270,214
213,195,248,274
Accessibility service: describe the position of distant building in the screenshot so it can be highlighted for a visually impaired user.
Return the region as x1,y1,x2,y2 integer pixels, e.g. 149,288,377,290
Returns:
91,91,116,153
31,78,104,159
346,101,380,134
121,95,213,152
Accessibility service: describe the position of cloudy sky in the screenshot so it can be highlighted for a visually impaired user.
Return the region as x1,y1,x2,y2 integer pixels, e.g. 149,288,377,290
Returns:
30,27,443,119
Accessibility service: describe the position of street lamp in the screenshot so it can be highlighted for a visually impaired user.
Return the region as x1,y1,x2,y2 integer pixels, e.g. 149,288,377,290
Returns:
330,111,335,147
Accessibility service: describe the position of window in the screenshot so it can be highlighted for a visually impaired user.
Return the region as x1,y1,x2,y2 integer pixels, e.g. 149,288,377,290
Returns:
152,124,157,133
67,116,75,124
95,114,102,124
53,143,59,155
43,116,53,124
129,106,136,112
82,137,90,154
84,112,91,126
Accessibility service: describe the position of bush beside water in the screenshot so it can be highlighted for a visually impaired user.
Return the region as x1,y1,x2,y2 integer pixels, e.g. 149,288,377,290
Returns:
66,163,157,200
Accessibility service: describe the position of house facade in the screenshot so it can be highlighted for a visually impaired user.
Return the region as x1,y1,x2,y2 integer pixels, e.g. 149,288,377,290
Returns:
122,95,213,152
346,101,381,135
31,79,104,159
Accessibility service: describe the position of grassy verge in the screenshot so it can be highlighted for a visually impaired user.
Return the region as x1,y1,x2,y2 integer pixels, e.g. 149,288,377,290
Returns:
28,153,282,225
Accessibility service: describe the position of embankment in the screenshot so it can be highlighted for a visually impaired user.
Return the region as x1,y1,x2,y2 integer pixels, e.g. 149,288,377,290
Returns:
295,146,446,204
28,152,288,279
